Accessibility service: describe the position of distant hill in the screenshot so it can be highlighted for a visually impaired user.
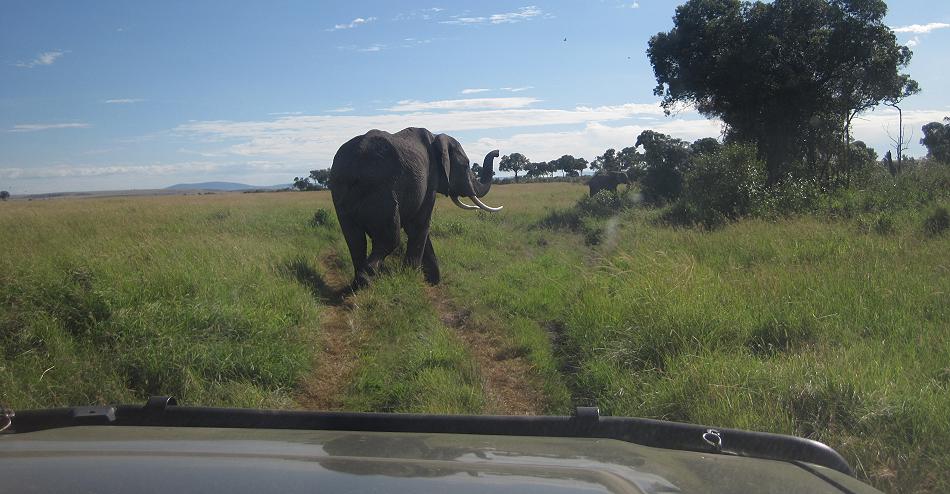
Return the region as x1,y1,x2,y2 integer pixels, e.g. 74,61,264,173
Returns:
165,182,290,191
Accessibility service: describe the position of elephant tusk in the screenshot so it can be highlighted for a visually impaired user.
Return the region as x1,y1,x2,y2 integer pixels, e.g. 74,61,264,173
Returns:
469,195,503,212
451,196,479,210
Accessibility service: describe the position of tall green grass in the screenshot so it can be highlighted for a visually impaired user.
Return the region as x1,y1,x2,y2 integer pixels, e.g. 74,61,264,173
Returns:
2,181,947,493
1,193,337,408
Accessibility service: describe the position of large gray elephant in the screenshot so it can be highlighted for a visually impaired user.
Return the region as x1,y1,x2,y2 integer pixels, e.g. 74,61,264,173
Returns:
330,127,502,288
588,171,631,196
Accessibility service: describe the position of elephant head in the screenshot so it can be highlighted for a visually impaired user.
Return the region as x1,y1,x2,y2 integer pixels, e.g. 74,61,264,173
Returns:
433,134,502,212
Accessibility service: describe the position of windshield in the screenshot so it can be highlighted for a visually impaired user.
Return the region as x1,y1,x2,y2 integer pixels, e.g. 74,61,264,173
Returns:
1,2,948,493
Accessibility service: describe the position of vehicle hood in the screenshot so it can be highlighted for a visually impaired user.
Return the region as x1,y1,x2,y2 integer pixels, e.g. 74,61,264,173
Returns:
1,426,878,493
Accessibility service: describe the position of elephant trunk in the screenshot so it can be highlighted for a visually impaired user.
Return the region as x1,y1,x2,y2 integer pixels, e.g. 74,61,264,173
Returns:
471,150,498,198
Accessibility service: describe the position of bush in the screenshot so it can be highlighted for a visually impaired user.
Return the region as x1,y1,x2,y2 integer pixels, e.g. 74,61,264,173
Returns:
923,206,949,236
676,143,766,227
309,208,335,228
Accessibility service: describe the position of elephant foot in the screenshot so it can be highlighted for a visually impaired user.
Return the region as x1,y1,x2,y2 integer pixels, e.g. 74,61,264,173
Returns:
351,272,371,291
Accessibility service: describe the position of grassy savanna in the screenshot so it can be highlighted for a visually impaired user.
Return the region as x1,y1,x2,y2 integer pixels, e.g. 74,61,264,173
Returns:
1,182,948,493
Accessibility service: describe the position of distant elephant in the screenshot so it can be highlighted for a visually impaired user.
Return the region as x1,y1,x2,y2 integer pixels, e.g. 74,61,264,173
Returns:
588,171,631,196
330,127,502,288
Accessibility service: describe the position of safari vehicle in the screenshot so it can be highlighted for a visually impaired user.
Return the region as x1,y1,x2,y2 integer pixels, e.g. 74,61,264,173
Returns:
2,397,882,493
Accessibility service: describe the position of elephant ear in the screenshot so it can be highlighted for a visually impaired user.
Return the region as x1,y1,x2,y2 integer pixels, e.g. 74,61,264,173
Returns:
434,134,453,193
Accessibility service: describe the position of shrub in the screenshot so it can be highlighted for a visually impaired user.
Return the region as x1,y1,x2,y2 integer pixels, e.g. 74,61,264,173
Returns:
576,189,641,218
923,206,949,236
309,208,335,228
677,143,766,227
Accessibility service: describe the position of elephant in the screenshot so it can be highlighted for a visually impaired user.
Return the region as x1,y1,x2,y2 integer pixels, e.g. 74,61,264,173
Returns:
588,171,631,196
330,127,502,289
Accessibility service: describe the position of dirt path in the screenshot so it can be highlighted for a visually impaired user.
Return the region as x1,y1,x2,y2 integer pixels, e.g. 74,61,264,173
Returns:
297,253,362,411
427,287,545,416
296,253,544,415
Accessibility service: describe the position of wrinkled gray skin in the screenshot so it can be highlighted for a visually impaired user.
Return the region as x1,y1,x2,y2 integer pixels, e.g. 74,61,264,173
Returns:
588,171,631,196
330,127,499,288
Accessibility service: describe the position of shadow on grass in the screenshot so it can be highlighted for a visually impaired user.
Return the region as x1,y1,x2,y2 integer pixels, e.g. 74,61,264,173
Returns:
283,258,348,306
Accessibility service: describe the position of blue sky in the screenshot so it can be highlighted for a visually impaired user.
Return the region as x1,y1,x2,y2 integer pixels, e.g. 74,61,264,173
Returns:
2,1,949,194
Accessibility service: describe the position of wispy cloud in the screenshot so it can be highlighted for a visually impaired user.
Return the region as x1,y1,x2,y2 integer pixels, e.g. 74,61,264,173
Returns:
384,97,540,111
461,88,491,94
327,106,355,113
328,16,376,31
394,7,445,21
14,50,66,68
442,6,545,25
103,98,145,104
172,101,669,161
268,111,303,116
0,160,302,181
891,22,950,34
339,43,387,52
501,86,534,92
9,123,90,133
906,36,920,48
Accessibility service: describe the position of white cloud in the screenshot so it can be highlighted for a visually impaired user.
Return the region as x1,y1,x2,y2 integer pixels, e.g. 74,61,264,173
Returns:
490,5,543,24
9,123,90,132
442,6,545,25
891,22,950,34
851,108,948,154
171,101,670,161
501,86,534,92
906,36,920,47
468,119,722,163
394,7,445,21
0,160,302,181
268,111,303,115
462,88,491,94
339,43,387,52
328,16,376,31
384,97,541,111
15,50,66,68
103,98,145,104
327,106,355,113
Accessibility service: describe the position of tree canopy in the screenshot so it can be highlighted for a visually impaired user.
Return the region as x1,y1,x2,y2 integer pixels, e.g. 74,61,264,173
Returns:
552,155,589,177
636,130,691,203
500,153,530,182
921,117,950,163
647,0,918,182
591,149,622,173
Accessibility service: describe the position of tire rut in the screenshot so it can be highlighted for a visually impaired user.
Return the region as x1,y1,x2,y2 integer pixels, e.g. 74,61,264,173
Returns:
427,287,544,415
297,253,362,411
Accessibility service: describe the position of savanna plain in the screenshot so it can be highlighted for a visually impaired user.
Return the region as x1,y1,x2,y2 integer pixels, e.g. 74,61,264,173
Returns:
1,181,948,493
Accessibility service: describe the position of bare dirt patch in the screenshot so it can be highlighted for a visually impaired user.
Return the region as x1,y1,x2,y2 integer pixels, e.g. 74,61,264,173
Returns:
297,253,363,411
427,287,544,415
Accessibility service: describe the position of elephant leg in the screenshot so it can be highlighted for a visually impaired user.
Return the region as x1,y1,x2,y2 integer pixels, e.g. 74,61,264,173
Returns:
338,214,369,288
421,237,440,285
364,203,401,279
402,194,436,270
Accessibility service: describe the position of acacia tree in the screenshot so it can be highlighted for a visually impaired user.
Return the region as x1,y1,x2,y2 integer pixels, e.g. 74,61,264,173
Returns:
648,0,918,183
499,153,530,182
552,155,588,177
309,169,332,189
